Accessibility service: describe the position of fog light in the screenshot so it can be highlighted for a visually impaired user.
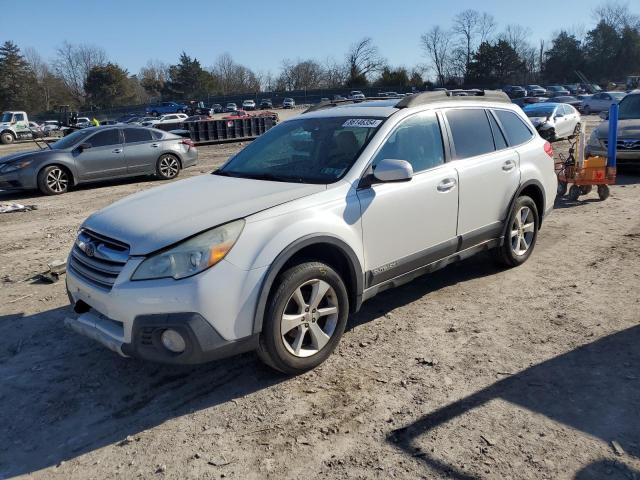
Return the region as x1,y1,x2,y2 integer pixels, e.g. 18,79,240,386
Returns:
160,329,186,353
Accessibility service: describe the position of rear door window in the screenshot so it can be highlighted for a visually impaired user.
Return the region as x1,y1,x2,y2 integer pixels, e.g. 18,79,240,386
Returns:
493,110,534,147
124,128,152,143
487,112,508,150
445,109,495,159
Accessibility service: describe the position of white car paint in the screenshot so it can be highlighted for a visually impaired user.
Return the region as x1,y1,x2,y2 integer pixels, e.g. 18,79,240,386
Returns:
66,94,557,367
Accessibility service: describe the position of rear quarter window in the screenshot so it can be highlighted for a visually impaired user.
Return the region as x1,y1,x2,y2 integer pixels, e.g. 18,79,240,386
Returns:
493,110,534,146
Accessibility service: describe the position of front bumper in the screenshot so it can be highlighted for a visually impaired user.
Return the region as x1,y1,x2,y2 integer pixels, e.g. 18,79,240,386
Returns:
0,169,36,190
65,254,267,364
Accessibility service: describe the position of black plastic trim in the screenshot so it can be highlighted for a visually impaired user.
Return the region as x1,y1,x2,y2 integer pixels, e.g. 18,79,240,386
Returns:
459,221,503,251
122,312,258,365
502,179,547,238
252,234,364,334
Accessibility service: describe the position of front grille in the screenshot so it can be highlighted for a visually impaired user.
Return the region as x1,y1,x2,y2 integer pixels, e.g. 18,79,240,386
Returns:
602,139,640,151
68,229,129,291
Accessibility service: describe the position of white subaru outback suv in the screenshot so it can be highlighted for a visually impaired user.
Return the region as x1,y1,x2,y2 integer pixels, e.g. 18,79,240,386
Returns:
65,91,556,374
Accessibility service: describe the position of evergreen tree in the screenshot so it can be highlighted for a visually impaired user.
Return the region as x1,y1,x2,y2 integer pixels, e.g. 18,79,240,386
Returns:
0,41,38,110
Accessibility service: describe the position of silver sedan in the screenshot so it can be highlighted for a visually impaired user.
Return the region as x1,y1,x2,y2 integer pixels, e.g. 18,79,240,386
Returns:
0,126,197,195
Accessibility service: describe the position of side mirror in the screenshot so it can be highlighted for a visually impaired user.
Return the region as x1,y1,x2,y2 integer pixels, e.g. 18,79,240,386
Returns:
373,159,413,182
599,111,609,120
78,143,92,151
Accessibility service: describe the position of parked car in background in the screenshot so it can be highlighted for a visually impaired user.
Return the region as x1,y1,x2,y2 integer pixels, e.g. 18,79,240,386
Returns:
548,96,583,109
349,90,366,102
43,120,61,133
100,120,118,126
586,91,640,165
128,117,156,125
183,115,211,123
260,99,273,109
512,96,550,108
29,121,45,138
525,85,547,97
242,100,256,111
562,84,581,95
545,85,571,97
211,104,224,114
76,117,92,128
503,85,527,98
225,103,238,112
222,110,250,120
141,113,188,127
145,101,188,116
63,92,556,373
523,102,581,141
580,91,626,114
282,98,295,108
0,126,197,195
116,113,139,123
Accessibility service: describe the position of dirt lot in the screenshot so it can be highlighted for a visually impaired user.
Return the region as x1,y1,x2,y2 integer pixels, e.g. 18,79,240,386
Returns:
0,115,639,480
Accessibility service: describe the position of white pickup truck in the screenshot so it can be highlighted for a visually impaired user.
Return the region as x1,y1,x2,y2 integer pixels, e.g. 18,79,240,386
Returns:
0,111,36,144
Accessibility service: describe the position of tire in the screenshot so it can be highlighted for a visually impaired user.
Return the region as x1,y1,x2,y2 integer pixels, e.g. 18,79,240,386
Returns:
494,195,539,268
568,185,581,201
580,185,593,195
37,165,70,195
557,181,568,197
1,132,15,145
257,261,349,374
156,154,181,180
597,184,610,201
583,105,591,115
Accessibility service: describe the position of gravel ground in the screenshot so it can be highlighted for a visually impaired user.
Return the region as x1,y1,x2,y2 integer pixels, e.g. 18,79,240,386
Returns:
0,114,639,480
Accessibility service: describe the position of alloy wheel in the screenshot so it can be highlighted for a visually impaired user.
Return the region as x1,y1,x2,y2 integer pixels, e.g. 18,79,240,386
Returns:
159,155,179,178
46,168,69,193
510,206,535,256
280,279,339,358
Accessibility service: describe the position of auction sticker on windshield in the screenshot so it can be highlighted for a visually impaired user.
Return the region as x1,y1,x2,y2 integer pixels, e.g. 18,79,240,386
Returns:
342,119,383,128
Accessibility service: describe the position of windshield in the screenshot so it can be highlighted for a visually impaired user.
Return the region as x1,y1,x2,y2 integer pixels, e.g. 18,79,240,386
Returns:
524,106,555,117
1,113,13,123
618,95,640,120
50,129,93,149
217,116,384,184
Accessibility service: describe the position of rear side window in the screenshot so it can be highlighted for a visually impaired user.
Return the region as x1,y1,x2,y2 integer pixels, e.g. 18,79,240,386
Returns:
446,109,494,159
88,129,120,147
124,128,152,143
487,112,507,150
151,130,163,140
373,111,445,173
494,110,533,146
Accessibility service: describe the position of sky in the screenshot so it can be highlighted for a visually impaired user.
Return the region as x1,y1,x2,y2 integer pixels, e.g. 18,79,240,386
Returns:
2,0,638,76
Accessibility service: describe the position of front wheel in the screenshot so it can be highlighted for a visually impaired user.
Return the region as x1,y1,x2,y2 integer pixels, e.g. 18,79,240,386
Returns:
494,195,539,267
597,184,610,201
156,154,181,180
1,132,15,144
257,261,349,374
37,165,70,195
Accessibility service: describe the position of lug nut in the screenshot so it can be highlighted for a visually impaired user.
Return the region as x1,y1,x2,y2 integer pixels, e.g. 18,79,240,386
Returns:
305,308,309,312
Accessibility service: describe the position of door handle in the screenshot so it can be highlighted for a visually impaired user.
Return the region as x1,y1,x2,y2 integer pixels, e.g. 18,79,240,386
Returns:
112,148,122,154
150,143,159,148
502,160,516,171
437,178,457,192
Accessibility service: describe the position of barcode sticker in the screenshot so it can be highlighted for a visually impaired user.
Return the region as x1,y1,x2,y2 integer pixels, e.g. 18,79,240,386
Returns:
342,119,383,128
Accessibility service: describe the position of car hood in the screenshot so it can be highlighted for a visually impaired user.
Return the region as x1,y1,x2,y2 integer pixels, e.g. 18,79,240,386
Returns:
594,119,640,139
83,174,326,255
0,149,51,165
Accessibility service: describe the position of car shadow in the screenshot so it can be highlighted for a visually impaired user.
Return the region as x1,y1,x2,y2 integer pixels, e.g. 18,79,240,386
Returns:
386,325,640,479
0,306,286,477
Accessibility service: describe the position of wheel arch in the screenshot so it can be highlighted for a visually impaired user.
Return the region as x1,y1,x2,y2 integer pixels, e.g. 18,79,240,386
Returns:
0,129,16,140
252,234,364,335
502,179,546,239
158,151,182,168
38,162,77,186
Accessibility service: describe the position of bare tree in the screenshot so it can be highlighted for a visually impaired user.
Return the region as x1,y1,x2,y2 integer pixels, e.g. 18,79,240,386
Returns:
321,57,347,88
452,9,481,71
211,53,260,94
478,12,497,44
593,2,640,30
345,37,384,84
53,42,107,103
278,59,324,90
138,60,168,99
421,26,451,86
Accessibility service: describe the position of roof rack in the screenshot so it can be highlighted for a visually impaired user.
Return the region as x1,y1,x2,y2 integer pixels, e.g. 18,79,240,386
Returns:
396,89,510,108
303,96,401,114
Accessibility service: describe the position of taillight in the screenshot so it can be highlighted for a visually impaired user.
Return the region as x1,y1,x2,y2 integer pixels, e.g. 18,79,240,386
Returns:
181,139,194,150
543,141,554,158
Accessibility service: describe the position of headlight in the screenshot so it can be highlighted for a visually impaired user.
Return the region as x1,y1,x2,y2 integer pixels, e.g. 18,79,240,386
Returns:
131,219,245,280
0,159,33,173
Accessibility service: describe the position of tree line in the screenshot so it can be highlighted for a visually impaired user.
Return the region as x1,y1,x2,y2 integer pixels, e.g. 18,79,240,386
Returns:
0,2,638,114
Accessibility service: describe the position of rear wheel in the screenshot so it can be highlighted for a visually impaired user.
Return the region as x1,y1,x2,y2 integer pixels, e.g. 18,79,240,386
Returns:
257,261,349,374
597,184,610,200
494,195,539,267
568,185,581,201
37,165,70,195
557,181,568,197
156,154,181,180
580,185,593,195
